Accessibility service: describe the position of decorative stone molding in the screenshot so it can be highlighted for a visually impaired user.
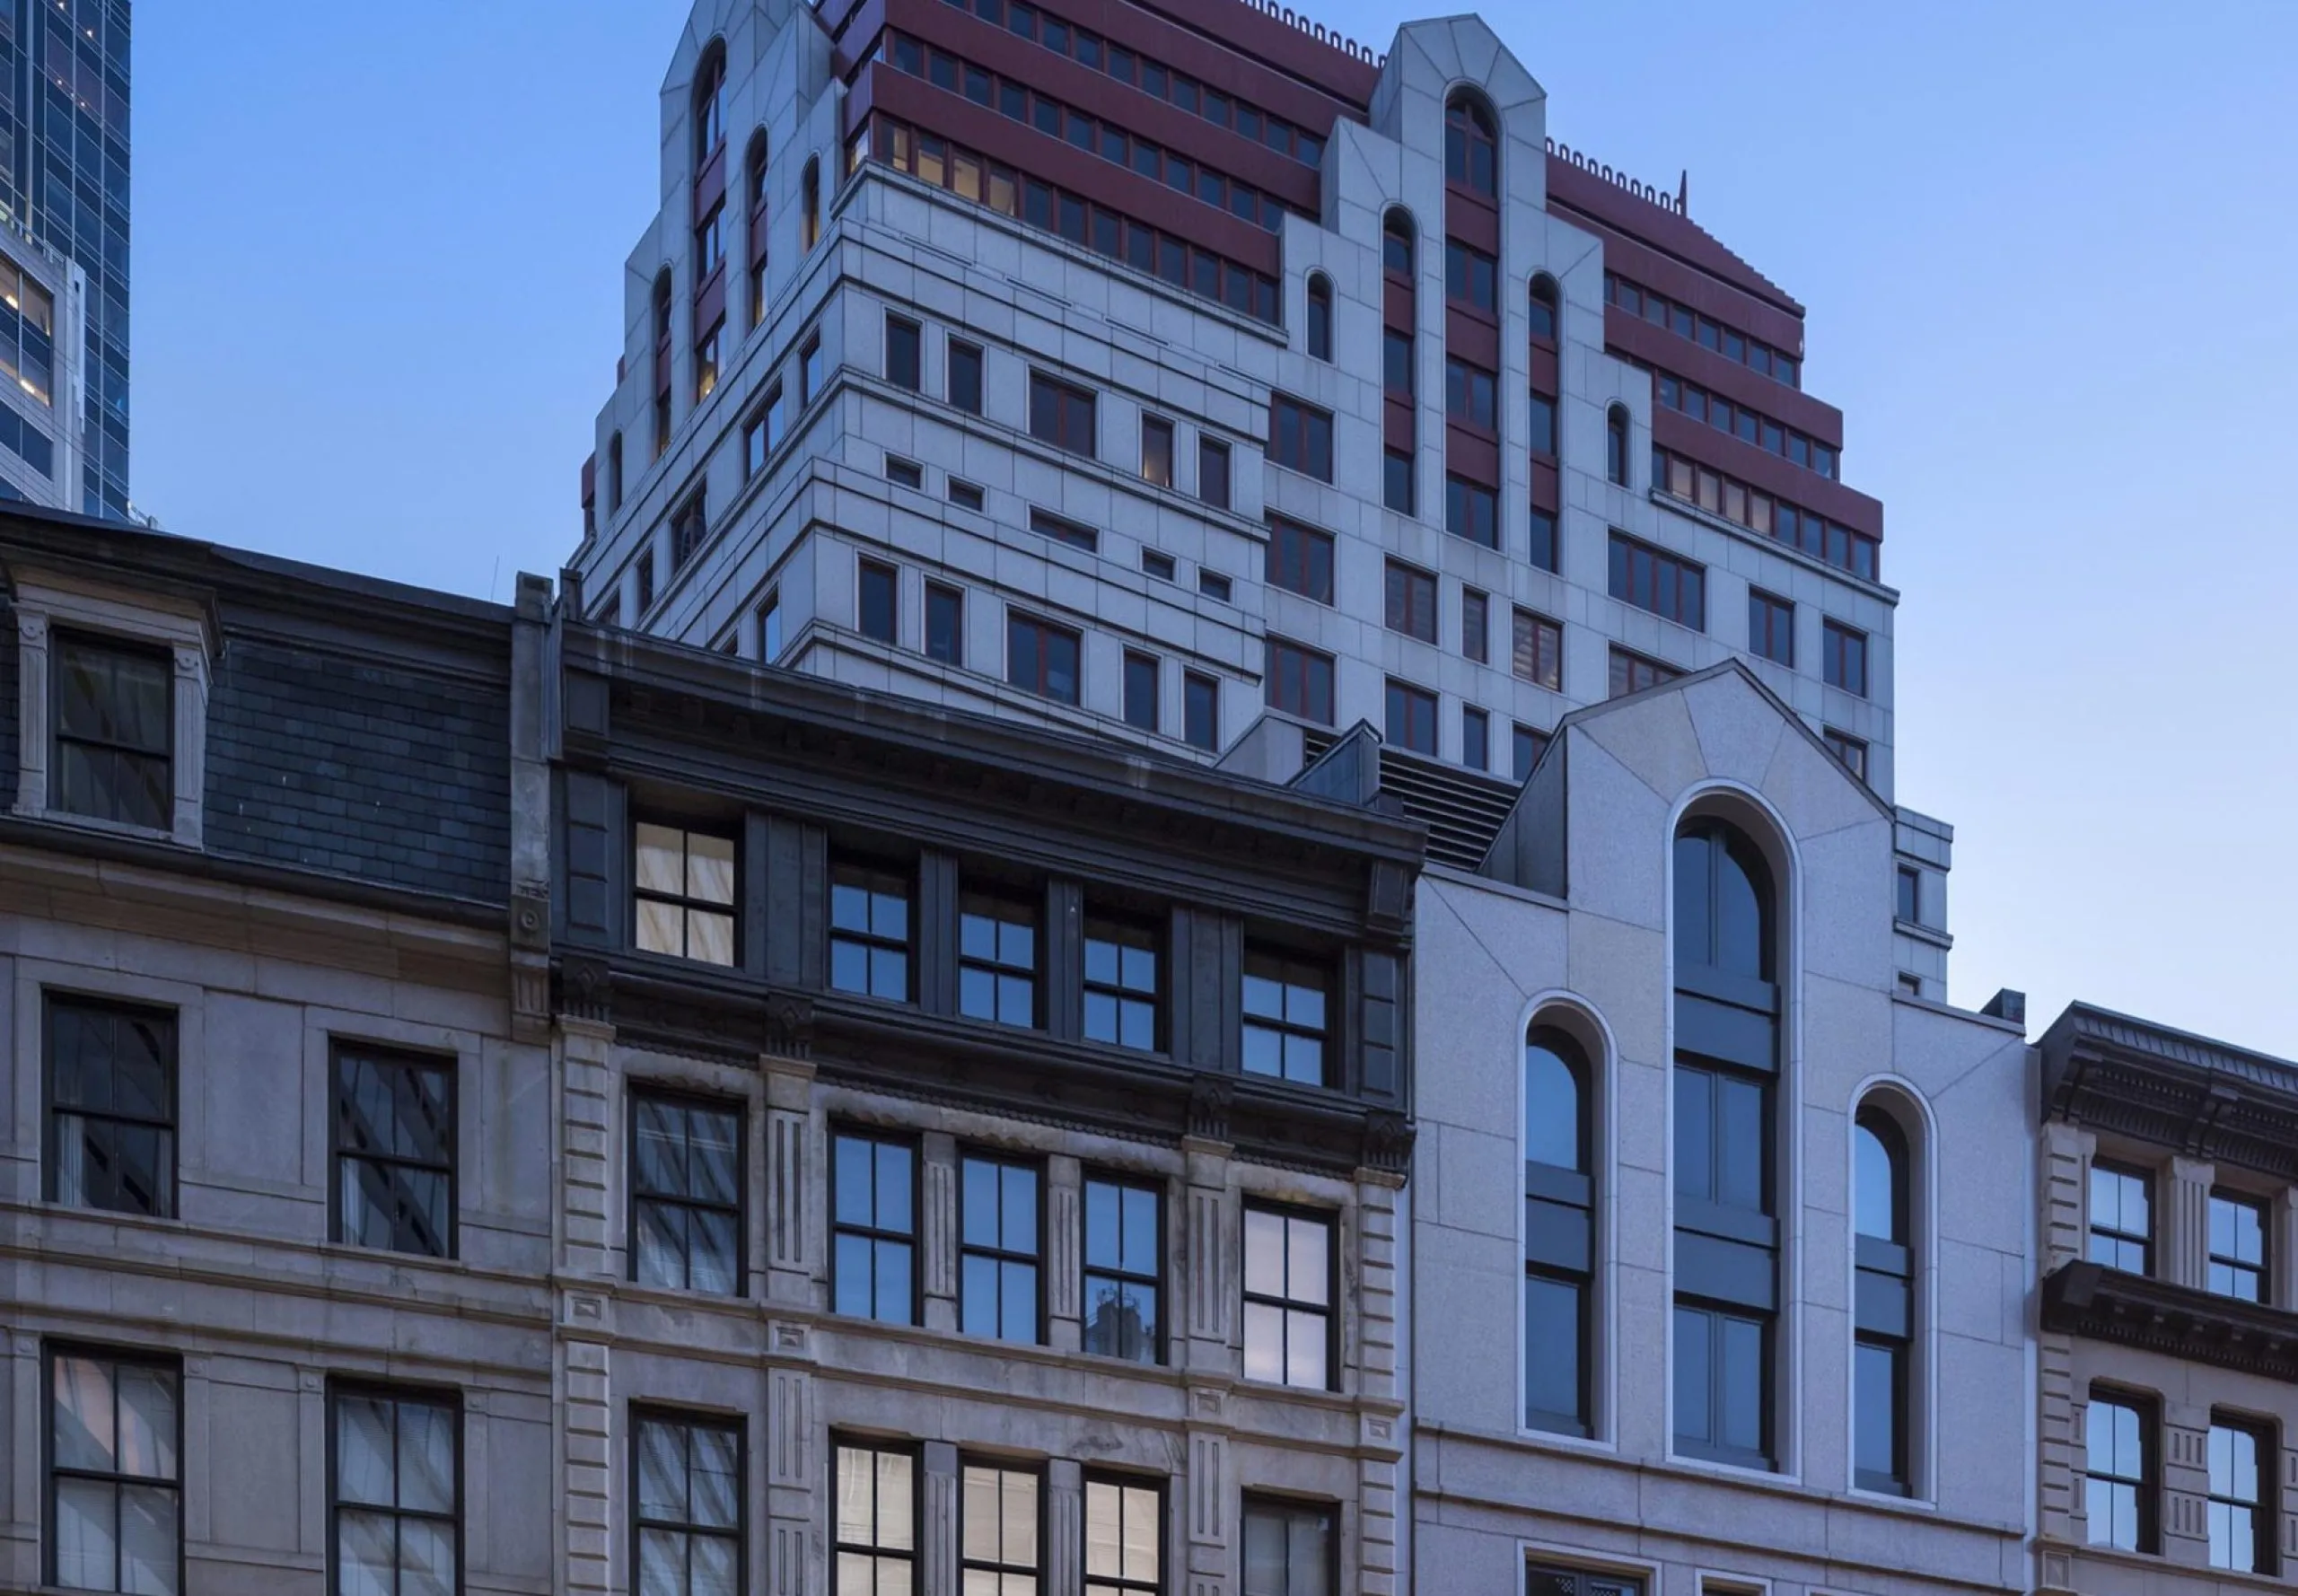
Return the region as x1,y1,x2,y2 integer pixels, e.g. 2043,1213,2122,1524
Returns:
2042,1260,2298,1381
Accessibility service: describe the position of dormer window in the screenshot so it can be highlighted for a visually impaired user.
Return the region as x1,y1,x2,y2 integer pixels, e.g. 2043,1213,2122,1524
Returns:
54,633,171,830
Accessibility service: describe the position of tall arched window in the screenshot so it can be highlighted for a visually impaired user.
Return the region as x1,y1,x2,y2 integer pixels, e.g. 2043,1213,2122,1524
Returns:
1525,1023,1594,1438
694,42,726,165
1381,209,1415,514
1607,405,1630,487
651,270,675,459
1671,817,1781,1470
606,431,624,514
1855,1105,1914,1496
1382,208,1414,277
1530,275,1559,344
801,158,821,250
1306,274,1332,362
746,127,771,329
1445,93,1498,197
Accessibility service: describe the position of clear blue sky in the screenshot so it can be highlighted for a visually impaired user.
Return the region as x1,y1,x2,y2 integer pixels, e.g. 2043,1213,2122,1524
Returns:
136,3,2298,1055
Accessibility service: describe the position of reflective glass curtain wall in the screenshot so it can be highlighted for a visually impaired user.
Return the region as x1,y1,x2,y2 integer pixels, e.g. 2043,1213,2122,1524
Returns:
2,0,128,516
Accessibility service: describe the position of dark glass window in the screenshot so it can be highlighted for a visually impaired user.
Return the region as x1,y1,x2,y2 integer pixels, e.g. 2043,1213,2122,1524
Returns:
834,1440,917,1588
1029,372,1097,456
634,822,737,966
1241,1497,1333,1596
1823,620,1869,697
1084,1175,1162,1361
1446,476,1498,548
1675,822,1773,980
1242,1204,1332,1389
1529,276,1558,342
833,1131,917,1323
1854,1109,1912,1495
1445,357,1496,430
1242,951,1327,1086
1609,647,1680,698
959,888,1039,1028
960,1461,1041,1592
1123,652,1160,732
1897,864,1921,925
2085,1390,2155,1553
1511,609,1562,692
631,1092,741,1294
694,46,726,159
634,1411,741,1596
1140,416,1175,488
48,1349,181,1593
1264,638,1335,725
1030,508,1099,552
1383,449,1414,515
1673,1305,1769,1467
1198,437,1231,509
693,313,724,403
1513,724,1549,782
1083,1477,1162,1596
670,490,709,571
948,338,984,414
1461,706,1488,771
858,559,898,644
1749,591,1794,667
53,633,171,830
1267,517,1334,604
949,479,986,512
1528,393,1557,458
1084,916,1160,1051
830,859,912,1001
333,1045,454,1258
47,995,175,1217
1008,614,1082,705
1461,589,1488,663
1384,559,1435,641
1269,395,1334,481
1524,1026,1593,1436
1528,507,1557,573
884,314,920,390
1824,728,1868,781
1444,241,1496,312
925,583,964,665
1608,533,1706,629
1606,406,1629,486
331,1386,459,1596
2208,1416,2275,1574
1444,94,1497,193
960,1153,1041,1342
2208,1190,2267,1301
1382,210,1414,276
1384,680,1436,755
1306,276,1332,360
801,334,824,405
1183,672,1220,752
2088,1163,2152,1274
1384,329,1413,397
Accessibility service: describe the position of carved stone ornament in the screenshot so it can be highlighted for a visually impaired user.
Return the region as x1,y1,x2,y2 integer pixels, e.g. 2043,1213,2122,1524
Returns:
509,881,550,952
558,953,613,1023
764,993,815,1061
1187,1074,1234,1143
1360,1109,1414,1173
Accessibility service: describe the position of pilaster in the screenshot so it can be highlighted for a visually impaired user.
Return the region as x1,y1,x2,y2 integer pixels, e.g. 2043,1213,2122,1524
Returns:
765,1337,818,1596
765,1053,818,1307
1047,1153,1083,1353
923,1441,960,1595
2039,1120,2087,1272
2165,1155,2213,1291
12,609,45,816
559,1016,620,1278
924,1131,959,1332
2162,1405,2211,1566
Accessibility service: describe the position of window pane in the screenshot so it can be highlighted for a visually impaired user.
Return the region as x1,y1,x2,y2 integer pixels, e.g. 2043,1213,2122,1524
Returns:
1524,1274,1583,1428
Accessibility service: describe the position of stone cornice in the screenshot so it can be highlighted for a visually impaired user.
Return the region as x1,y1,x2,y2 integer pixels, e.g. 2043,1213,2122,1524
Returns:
2040,1259,2298,1382
2040,1002,2298,1177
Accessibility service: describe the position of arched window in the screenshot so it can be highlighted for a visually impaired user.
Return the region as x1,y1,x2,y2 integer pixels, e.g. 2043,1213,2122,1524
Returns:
694,42,727,165
1445,93,1498,197
1530,275,1559,344
801,158,821,250
1524,1023,1594,1437
1306,274,1332,362
651,271,675,458
1671,816,1782,1470
1381,208,1414,278
1607,405,1630,487
606,432,624,513
1855,1105,1914,1497
746,127,771,329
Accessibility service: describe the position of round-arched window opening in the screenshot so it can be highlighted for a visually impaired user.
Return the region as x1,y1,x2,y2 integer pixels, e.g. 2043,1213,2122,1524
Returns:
1524,1025,1590,1172
1673,819,1776,982
1445,93,1498,196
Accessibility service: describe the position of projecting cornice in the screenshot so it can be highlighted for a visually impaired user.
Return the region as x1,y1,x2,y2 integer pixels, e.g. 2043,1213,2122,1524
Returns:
2039,1002,2298,1178
2042,1261,2298,1383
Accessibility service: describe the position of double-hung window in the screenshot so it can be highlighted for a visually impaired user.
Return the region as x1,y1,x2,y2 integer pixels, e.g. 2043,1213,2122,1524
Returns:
53,633,172,831
48,1348,181,1594
333,1043,455,1257
1083,916,1159,1050
834,1440,917,1592
1242,952,1328,1086
1242,1203,1333,1390
960,1153,1042,1342
2085,1389,2155,1552
833,1130,917,1323
2208,1189,2268,1302
47,995,176,1218
634,1411,741,1596
330,1384,460,1596
830,860,912,1001
1083,1176,1162,1363
631,1091,742,1293
961,1460,1042,1594
1241,1497,1333,1596
960,888,1039,1028
635,822,737,966
2087,1162,2152,1274
1083,1476,1162,1596
2208,1415,2276,1574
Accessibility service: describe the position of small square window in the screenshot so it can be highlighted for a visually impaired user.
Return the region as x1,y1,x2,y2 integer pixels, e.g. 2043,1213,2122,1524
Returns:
634,821,737,965
948,478,986,512
884,455,923,490
1197,571,1232,603
1141,549,1176,583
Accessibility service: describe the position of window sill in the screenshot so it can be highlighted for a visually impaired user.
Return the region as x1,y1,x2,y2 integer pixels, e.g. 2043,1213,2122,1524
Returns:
26,805,189,850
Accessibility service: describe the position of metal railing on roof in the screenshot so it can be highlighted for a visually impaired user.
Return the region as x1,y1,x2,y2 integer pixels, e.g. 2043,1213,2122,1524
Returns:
1547,137,1688,218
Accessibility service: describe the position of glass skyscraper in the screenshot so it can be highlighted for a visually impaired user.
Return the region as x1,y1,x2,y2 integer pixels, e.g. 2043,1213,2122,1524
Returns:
0,0,127,518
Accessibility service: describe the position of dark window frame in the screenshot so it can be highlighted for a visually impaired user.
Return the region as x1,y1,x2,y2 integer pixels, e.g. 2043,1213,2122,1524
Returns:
46,1343,185,1596
628,1086,747,1296
925,582,964,666
1607,531,1706,631
629,1405,746,1596
960,1456,1047,1591
1748,590,1794,667
1853,1107,1913,1496
1523,1024,1594,1439
44,991,178,1219
1082,1472,1164,1596
1511,608,1563,692
1823,619,1871,697
829,855,915,1004
1083,1171,1165,1363
858,557,899,645
1122,651,1161,733
1383,558,1436,643
1264,637,1335,725
1267,516,1336,605
1305,275,1333,361
1268,394,1334,482
830,1127,921,1325
2088,1161,2153,1276
2084,1386,2158,1554
1029,370,1098,457
831,1435,921,1591
1241,1495,1337,1596
1241,1198,1338,1391
1383,678,1437,756
1007,611,1083,705
959,1148,1046,1343
884,312,921,391
1197,436,1232,509
1183,671,1220,752
947,338,985,415
2207,1188,2268,1302
959,883,1042,1029
2206,1411,2276,1574
1241,948,1331,1087
632,818,740,967
326,1379,465,1596
50,628,173,832
330,1040,458,1259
